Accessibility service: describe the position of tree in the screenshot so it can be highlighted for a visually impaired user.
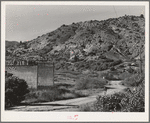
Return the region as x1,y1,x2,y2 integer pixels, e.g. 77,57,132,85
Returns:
140,14,144,18
13,60,17,65
20,41,22,44
110,67,115,71
24,43,28,49
5,73,29,108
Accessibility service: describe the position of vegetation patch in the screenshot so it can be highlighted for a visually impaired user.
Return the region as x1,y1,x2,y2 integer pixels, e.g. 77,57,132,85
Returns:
79,102,95,111
24,84,86,104
79,77,144,112
75,76,106,90
120,73,144,87
5,72,29,108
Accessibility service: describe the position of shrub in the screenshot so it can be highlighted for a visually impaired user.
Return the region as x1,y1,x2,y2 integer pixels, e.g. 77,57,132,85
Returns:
109,60,122,67
75,77,106,90
25,85,86,103
121,73,144,87
140,14,144,18
118,71,132,80
100,63,108,70
37,90,63,102
99,72,118,80
93,82,144,112
79,103,95,111
110,67,116,71
5,72,29,108
120,83,144,112
94,93,124,112
126,67,135,73
25,87,66,103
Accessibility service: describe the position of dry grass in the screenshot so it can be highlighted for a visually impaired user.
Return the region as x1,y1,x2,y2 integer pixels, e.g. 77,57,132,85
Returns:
24,71,107,104
75,76,106,90
25,84,86,104
79,102,95,111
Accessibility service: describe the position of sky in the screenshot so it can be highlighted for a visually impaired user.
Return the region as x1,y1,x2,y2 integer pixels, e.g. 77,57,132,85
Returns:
5,5,145,42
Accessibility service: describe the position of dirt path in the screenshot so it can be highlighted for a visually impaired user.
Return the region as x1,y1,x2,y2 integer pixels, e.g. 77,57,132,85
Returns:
7,80,127,112
105,80,127,95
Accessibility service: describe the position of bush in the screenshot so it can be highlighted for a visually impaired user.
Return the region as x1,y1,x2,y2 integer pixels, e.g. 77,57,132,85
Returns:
121,73,144,87
25,85,86,103
75,77,106,90
79,103,95,111
100,63,108,70
99,72,118,80
110,67,116,71
94,93,124,112
109,60,122,67
93,82,144,112
26,86,70,102
118,71,132,80
126,67,135,73
140,14,144,18
120,83,144,112
5,72,29,108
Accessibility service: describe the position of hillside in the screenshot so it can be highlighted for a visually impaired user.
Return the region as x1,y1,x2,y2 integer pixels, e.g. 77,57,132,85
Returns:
6,40,19,48
6,15,145,72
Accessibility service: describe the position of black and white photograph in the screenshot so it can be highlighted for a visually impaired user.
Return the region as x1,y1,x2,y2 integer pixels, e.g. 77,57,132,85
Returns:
1,1,149,122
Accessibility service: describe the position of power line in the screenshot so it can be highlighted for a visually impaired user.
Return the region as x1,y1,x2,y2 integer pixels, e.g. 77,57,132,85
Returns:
141,7,144,15
113,6,118,18
128,6,131,15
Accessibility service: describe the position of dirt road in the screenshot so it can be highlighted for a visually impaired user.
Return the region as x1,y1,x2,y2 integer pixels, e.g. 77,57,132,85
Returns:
7,80,127,111
105,80,127,95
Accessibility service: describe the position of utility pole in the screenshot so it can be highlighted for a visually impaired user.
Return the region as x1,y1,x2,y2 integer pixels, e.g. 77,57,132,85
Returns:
37,63,39,89
139,40,142,79
113,6,118,18
53,62,55,86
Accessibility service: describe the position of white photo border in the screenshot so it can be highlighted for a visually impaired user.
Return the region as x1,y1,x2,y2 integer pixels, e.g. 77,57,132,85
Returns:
1,1,149,122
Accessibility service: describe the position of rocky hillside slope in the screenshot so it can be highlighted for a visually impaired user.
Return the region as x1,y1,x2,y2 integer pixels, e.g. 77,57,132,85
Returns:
6,15,145,72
